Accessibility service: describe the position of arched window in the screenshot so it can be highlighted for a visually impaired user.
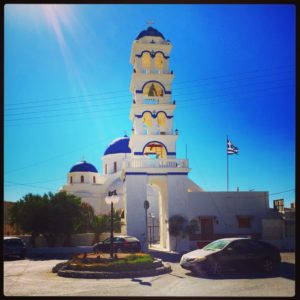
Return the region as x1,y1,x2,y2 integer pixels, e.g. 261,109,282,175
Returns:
142,112,152,127
143,82,164,97
81,175,84,183
157,112,166,127
93,176,96,184
141,52,151,70
155,53,164,71
114,162,117,173
70,176,73,184
157,112,167,134
143,141,167,159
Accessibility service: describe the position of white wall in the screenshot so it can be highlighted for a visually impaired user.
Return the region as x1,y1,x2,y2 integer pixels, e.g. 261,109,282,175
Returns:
125,174,148,251
187,191,269,236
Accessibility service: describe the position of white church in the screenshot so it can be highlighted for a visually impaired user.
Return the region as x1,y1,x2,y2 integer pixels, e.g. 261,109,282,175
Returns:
61,26,271,252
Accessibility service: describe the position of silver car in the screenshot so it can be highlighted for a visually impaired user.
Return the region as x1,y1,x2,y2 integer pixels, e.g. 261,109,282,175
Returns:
180,237,281,276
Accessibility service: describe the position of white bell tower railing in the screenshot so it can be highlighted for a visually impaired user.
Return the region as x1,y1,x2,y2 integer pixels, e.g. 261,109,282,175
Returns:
123,158,188,169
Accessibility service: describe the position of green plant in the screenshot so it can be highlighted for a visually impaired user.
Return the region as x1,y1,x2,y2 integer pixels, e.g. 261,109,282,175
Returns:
168,215,188,250
9,191,83,247
65,253,155,272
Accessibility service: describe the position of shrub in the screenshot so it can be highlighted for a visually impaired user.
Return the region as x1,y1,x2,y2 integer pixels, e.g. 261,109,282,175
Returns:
64,253,155,272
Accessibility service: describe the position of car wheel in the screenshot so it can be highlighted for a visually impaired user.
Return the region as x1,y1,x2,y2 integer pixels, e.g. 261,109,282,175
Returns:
262,258,273,273
207,258,222,276
192,263,203,276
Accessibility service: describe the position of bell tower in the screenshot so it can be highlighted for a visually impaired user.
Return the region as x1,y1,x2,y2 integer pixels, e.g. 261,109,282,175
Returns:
129,26,177,158
124,26,190,252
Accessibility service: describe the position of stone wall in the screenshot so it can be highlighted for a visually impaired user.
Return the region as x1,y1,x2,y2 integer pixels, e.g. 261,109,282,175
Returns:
17,232,111,248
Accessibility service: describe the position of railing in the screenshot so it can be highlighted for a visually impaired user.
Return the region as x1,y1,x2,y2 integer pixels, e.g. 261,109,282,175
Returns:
123,158,188,169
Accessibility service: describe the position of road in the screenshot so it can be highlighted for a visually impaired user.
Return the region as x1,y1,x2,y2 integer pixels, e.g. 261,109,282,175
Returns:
3,252,295,297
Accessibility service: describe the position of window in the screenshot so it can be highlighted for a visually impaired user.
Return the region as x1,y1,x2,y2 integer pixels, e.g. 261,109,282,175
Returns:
237,217,251,228
114,162,117,173
81,175,84,183
93,176,96,184
143,141,167,159
143,82,164,97
70,176,73,184
141,52,151,70
105,164,107,174
154,53,164,71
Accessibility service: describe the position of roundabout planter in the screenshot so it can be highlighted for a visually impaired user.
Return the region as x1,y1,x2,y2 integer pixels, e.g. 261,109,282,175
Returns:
52,253,172,279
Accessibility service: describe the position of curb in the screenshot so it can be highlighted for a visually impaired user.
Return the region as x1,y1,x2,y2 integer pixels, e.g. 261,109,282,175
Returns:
53,262,172,279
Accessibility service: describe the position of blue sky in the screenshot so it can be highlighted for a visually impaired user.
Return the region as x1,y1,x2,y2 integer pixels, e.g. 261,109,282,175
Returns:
4,4,295,207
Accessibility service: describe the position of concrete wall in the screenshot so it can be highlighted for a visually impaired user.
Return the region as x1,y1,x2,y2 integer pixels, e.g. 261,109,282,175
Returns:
125,174,148,251
187,191,269,237
167,175,190,252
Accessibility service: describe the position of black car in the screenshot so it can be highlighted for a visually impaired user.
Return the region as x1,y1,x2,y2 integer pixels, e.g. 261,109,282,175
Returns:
180,237,281,276
93,236,141,253
4,237,27,259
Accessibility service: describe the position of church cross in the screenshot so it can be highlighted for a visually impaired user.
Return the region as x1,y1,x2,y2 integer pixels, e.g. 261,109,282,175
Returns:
147,20,154,27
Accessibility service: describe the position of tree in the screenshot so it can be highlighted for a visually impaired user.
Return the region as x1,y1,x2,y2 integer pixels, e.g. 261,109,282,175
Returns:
168,215,199,251
111,209,123,233
91,209,124,245
46,191,82,246
76,202,95,233
9,191,83,247
9,193,50,248
91,215,110,245
168,215,188,251
185,219,199,236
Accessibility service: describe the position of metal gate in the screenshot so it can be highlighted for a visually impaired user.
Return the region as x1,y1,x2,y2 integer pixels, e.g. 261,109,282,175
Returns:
148,214,160,245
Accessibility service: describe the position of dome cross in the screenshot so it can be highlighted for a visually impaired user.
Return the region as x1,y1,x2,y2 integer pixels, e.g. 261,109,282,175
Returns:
147,20,154,27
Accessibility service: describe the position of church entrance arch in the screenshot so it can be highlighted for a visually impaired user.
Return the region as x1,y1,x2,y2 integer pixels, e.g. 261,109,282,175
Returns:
147,177,169,250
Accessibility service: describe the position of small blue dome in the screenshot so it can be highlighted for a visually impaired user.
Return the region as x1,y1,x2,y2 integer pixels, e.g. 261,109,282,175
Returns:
69,161,98,173
104,135,131,156
136,26,165,40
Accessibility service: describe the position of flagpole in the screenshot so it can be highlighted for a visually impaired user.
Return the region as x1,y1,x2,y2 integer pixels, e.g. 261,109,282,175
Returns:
227,135,229,192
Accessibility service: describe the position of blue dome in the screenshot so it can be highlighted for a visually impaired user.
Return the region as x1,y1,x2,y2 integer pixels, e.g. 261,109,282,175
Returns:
136,26,165,40
69,161,98,173
104,135,131,156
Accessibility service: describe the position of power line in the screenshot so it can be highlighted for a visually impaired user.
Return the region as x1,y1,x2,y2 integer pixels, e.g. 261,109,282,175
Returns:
5,67,294,113
5,72,293,117
5,82,293,124
270,189,295,196
4,177,65,185
4,141,110,175
4,180,57,191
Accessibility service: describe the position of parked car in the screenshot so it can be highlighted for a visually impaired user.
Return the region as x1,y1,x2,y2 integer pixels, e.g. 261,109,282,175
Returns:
93,236,141,253
180,237,281,276
4,237,27,259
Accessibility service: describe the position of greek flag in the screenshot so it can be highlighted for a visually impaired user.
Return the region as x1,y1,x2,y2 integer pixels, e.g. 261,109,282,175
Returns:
227,138,238,155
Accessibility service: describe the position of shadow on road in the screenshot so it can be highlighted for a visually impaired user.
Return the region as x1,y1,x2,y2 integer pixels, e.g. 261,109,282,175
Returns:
185,262,295,281
131,278,152,286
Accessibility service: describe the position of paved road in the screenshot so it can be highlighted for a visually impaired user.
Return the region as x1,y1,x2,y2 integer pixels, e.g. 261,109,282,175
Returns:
3,252,295,297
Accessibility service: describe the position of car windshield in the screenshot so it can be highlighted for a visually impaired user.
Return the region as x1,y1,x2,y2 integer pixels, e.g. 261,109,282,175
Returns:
124,237,138,242
202,240,231,251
